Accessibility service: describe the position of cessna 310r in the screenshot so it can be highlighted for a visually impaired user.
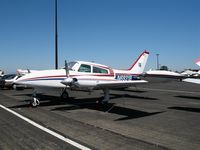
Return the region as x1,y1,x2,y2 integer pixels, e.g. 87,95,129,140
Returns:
14,50,149,107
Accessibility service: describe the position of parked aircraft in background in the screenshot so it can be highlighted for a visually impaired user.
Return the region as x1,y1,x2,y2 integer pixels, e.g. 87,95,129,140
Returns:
144,58,200,80
181,69,199,77
194,59,200,76
195,59,200,67
183,78,200,84
14,50,149,107
144,69,184,79
180,60,200,77
183,58,200,84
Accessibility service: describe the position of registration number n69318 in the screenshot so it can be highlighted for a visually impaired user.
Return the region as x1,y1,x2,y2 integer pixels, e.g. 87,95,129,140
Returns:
115,74,140,81
115,74,133,81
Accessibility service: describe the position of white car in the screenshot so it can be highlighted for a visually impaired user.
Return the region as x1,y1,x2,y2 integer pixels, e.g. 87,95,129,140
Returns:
0,70,4,78
0,74,22,89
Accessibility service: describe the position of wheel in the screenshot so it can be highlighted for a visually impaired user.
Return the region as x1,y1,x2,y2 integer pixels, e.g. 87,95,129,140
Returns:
30,98,40,107
61,91,69,99
98,97,109,105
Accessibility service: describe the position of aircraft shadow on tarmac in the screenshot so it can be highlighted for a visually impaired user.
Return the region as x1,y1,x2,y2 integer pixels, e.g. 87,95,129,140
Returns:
175,95,200,101
49,95,162,121
9,94,163,121
112,88,147,93
51,99,164,121
13,93,33,98
15,93,160,121
168,107,200,113
109,93,158,101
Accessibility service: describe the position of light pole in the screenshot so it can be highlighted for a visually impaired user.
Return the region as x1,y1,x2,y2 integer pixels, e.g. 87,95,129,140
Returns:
55,0,58,69
156,54,159,70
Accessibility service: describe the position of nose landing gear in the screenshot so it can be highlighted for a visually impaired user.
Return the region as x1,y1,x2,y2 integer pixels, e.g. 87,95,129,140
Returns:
30,97,40,107
30,90,40,107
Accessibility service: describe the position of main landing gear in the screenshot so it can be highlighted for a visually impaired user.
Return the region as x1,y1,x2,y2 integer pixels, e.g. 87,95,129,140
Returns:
98,89,110,105
61,90,69,100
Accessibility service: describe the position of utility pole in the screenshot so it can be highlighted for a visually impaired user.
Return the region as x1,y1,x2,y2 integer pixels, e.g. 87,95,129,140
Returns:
55,0,58,69
156,54,159,70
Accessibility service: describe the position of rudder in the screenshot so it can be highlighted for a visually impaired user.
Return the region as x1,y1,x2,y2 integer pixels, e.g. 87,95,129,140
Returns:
128,50,149,74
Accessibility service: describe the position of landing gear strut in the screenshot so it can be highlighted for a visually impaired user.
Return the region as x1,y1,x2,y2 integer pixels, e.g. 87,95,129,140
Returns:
98,89,109,105
30,90,40,107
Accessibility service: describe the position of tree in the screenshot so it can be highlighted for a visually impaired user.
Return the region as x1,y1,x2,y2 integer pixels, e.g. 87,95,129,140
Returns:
160,65,168,71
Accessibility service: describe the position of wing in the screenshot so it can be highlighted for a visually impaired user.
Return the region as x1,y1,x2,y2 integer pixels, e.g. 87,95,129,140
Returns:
97,80,148,88
183,78,200,84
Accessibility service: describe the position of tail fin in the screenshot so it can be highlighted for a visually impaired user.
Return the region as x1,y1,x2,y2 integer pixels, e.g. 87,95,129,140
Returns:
128,50,149,74
195,59,200,67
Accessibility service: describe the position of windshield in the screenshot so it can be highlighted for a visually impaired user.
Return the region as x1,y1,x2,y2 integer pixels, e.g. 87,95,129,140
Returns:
68,62,77,70
62,62,77,70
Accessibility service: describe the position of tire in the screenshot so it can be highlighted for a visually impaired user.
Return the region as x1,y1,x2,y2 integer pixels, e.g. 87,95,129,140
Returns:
30,98,40,107
61,91,69,99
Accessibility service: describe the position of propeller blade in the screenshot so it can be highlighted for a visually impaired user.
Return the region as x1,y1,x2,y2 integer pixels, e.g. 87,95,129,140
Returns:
27,69,31,73
65,60,69,77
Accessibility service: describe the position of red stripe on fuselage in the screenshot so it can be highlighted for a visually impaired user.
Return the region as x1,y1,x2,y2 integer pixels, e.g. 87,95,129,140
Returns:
19,74,115,82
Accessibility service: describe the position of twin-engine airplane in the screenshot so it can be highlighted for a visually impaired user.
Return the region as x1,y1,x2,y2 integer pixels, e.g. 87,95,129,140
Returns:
15,50,149,107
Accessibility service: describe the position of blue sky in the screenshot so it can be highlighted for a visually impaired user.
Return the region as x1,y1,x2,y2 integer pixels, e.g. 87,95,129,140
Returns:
0,0,200,73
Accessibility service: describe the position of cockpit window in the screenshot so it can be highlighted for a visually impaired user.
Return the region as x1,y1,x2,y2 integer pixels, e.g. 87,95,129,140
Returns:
93,66,108,74
78,64,91,73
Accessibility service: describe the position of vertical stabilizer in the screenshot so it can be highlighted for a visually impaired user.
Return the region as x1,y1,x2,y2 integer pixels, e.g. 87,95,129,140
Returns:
128,50,149,74
195,59,200,67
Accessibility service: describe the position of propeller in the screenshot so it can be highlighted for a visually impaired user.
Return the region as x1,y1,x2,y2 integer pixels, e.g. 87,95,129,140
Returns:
27,69,31,73
61,60,76,86
65,60,69,77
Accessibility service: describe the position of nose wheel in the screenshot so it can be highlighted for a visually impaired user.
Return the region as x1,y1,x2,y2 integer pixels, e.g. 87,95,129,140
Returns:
30,97,40,107
31,90,40,107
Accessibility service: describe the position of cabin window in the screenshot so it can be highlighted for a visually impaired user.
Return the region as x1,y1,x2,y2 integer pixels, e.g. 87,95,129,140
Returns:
78,64,91,73
93,66,108,74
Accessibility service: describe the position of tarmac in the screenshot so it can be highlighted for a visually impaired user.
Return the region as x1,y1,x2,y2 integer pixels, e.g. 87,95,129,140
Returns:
0,77,200,150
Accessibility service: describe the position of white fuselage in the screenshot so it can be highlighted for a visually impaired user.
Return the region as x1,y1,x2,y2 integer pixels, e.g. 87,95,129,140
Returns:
15,51,149,98
15,61,141,89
